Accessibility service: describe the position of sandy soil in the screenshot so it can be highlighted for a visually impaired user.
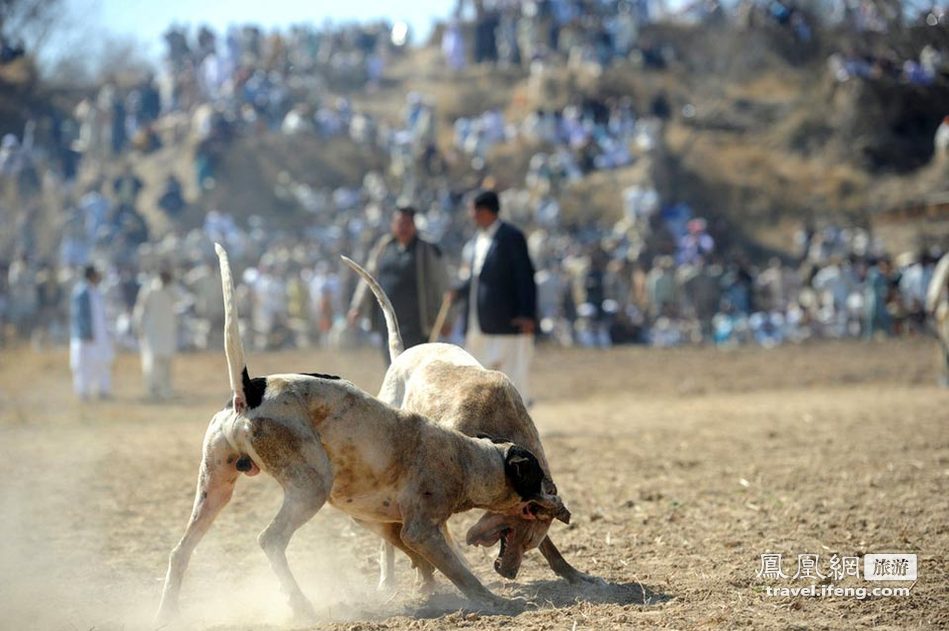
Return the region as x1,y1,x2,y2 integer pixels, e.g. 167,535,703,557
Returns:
0,339,946,630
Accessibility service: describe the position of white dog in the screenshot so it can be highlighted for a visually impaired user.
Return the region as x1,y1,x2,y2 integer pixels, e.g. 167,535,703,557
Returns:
343,256,599,588
154,245,569,623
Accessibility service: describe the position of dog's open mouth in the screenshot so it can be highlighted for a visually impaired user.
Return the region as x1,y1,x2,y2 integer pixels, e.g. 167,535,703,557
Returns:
493,528,517,579
499,528,512,553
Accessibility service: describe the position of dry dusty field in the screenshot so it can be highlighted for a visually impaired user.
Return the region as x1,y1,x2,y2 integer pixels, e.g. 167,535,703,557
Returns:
0,339,947,630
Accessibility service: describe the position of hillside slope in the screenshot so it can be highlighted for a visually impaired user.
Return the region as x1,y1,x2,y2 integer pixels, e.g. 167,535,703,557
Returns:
4,22,947,260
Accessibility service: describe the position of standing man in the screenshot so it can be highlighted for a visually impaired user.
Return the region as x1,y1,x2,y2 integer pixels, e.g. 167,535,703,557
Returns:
349,206,449,360
183,259,224,350
926,251,949,386
69,265,114,401
133,269,178,401
863,257,892,340
455,190,537,402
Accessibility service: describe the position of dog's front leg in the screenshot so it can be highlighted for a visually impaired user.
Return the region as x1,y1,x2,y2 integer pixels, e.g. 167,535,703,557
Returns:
354,519,435,593
400,518,512,609
379,539,396,591
539,536,604,585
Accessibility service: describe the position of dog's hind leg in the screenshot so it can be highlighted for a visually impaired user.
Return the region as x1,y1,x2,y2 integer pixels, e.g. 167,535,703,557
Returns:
258,484,326,620
253,422,333,621
539,536,604,584
156,430,240,623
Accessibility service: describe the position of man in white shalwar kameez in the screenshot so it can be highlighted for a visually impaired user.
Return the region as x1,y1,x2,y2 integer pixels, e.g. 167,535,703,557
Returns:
69,265,114,400
133,270,178,400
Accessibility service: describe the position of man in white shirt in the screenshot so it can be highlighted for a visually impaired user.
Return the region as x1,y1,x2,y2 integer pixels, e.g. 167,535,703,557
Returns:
133,270,178,400
69,265,114,400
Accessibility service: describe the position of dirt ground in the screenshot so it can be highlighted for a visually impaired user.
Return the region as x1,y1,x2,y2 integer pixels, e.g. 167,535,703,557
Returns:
0,339,946,630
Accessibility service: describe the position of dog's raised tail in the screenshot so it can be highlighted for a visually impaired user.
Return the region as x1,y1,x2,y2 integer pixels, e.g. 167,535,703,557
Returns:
215,242,248,412
341,255,404,363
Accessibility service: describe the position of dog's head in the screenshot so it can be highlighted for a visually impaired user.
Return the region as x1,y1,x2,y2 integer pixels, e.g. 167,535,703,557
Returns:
467,440,571,579
502,445,571,523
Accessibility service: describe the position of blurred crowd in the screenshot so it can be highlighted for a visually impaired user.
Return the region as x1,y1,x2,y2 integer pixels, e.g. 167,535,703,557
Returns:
443,0,946,74
0,1,947,364
443,0,654,71
2,202,945,356
828,43,944,86
63,18,416,194
453,95,645,175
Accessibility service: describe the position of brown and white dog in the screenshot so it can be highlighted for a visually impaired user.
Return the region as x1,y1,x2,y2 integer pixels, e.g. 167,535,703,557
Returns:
342,256,601,587
155,245,570,623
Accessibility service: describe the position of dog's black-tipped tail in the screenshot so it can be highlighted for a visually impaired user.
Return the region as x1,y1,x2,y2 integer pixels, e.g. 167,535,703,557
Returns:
215,243,248,411
341,255,404,363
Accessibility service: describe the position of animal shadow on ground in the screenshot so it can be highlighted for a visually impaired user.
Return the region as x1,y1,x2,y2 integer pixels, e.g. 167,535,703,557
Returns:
194,580,670,630
402,578,670,620
511,578,670,608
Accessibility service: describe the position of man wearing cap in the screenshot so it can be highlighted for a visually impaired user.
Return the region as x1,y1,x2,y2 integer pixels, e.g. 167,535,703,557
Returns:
349,206,449,362
69,265,114,400
455,190,538,402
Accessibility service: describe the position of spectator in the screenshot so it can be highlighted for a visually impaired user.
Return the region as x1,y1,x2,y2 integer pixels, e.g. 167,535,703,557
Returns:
925,252,949,385
442,19,466,71
133,270,179,401
249,259,289,350
677,218,715,266
455,190,538,402
646,256,677,318
305,261,341,345
112,164,144,208
69,265,114,401
348,206,449,360
863,257,892,339
7,254,37,339
183,261,224,350
935,115,949,164
34,263,64,349
157,174,186,217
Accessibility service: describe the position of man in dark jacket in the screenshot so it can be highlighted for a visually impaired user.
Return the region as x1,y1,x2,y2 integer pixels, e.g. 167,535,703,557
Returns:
349,207,449,362
454,190,537,401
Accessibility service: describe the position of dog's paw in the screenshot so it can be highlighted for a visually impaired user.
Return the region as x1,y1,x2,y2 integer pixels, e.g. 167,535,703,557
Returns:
377,574,397,593
474,594,528,614
414,576,436,598
153,603,183,629
288,594,318,623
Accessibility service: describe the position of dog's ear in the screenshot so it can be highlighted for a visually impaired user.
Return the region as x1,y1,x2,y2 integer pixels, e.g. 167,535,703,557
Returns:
503,445,545,499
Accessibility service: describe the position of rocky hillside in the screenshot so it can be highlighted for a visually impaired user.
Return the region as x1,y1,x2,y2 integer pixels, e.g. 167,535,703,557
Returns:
3,20,948,259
